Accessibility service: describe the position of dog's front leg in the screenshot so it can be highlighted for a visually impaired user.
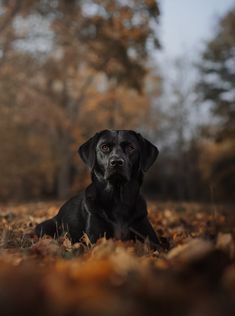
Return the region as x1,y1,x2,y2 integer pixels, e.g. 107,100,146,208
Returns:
85,213,112,244
130,217,160,250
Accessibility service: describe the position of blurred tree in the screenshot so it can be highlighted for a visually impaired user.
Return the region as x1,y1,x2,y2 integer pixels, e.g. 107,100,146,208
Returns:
77,0,160,91
197,6,235,201
142,56,208,201
0,0,161,200
36,0,160,198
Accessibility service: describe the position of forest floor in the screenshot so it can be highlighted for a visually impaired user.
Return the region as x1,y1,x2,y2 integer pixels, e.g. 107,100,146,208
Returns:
0,200,235,316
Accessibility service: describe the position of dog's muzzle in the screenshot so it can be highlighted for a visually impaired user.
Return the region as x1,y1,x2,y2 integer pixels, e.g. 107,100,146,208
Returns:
105,157,129,182
109,157,124,167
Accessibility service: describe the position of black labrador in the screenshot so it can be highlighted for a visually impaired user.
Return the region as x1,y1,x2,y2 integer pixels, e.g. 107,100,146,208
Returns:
35,130,160,249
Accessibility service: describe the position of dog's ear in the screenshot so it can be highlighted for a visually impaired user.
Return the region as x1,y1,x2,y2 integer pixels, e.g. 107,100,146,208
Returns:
135,133,159,172
78,130,107,170
78,133,99,170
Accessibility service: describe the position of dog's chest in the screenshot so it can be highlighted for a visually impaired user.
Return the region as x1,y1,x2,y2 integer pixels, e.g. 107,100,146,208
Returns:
87,190,135,240
112,220,129,239
107,205,131,240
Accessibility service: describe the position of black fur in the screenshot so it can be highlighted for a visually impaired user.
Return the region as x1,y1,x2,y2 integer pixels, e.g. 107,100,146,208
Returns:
35,130,160,248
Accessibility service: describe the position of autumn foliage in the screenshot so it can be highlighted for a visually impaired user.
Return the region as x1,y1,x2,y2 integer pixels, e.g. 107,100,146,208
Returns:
0,201,235,316
0,1,234,202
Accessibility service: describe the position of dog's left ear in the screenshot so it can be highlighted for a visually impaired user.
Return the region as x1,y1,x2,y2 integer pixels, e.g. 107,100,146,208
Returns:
78,131,106,170
135,133,159,172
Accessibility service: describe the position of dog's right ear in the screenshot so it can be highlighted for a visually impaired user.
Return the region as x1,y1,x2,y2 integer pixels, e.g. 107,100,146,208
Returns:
78,130,107,170
134,132,159,172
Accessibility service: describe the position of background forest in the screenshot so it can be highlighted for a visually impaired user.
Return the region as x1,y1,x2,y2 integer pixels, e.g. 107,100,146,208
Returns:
0,0,234,203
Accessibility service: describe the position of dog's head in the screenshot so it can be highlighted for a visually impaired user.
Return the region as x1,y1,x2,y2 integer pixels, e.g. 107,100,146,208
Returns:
78,130,159,184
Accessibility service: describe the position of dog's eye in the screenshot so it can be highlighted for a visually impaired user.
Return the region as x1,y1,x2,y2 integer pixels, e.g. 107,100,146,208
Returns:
101,144,110,152
126,144,135,152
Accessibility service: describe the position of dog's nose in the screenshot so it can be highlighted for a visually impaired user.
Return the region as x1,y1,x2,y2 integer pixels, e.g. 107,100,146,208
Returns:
110,158,124,167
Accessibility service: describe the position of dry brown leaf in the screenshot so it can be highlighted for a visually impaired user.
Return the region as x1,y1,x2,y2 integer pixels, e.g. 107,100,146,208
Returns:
216,233,234,257
30,238,61,257
167,238,213,262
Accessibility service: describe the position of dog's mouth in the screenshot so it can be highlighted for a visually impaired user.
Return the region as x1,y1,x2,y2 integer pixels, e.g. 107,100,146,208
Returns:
105,168,130,183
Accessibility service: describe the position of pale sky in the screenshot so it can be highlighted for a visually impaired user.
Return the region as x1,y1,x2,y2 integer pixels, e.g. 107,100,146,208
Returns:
159,0,235,58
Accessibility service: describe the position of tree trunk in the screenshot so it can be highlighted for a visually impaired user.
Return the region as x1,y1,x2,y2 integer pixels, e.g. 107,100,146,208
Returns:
57,133,72,199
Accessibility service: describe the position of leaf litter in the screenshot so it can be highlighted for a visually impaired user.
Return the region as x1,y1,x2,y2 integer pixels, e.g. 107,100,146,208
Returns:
0,201,235,316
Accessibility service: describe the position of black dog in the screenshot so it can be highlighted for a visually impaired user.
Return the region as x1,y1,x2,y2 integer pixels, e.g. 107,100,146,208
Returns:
35,130,160,248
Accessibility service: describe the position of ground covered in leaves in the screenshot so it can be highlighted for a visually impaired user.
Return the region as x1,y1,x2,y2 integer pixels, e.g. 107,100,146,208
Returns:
0,201,235,316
